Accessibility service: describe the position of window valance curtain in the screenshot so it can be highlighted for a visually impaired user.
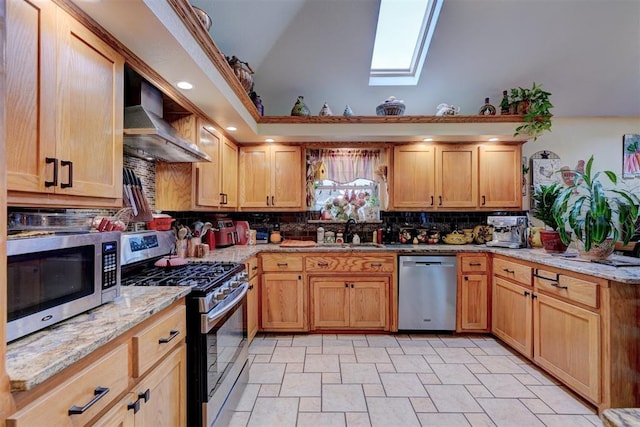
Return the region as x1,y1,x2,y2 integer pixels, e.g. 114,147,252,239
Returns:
313,149,381,183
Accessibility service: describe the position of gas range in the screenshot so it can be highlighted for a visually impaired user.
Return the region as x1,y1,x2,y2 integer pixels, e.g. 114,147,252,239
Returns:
122,261,243,292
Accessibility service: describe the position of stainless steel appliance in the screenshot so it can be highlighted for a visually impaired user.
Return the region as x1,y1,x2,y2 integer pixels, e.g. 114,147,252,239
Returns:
121,231,249,427
398,255,458,331
6,231,121,342
214,219,237,248
485,216,528,248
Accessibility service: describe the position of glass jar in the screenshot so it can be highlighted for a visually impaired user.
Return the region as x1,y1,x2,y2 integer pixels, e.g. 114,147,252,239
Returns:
324,231,335,244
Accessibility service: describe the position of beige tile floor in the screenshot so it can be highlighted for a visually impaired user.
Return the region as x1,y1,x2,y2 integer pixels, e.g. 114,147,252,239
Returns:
230,334,602,427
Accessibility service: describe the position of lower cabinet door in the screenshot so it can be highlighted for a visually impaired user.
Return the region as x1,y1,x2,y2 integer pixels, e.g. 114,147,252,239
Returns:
261,273,307,331
458,273,489,331
247,275,259,342
533,293,600,403
492,276,533,358
311,278,350,329
350,280,388,329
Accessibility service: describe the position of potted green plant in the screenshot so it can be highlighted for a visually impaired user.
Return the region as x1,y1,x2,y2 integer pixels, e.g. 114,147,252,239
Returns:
531,182,569,253
512,82,553,141
552,156,640,260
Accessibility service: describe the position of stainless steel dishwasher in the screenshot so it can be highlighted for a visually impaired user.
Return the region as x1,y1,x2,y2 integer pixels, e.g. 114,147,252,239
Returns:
398,255,458,331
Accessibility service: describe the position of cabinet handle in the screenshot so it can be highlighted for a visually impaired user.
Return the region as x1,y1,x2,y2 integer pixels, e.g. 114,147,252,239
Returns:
524,291,530,297
534,270,561,282
248,284,254,290
469,263,482,266
430,196,434,206
464,276,468,281
68,386,110,415
45,157,58,187
61,160,73,188
503,268,515,274
252,266,258,271
482,195,486,205
277,263,288,267
223,193,228,205
220,193,225,204
266,195,270,206
439,195,443,206
271,195,275,205
550,282,568,290
317,262,329,267
345,283,349,288
532,294,538,299
127,388,150,414
158,329,180,344
370,263,382,267
351,283,354,288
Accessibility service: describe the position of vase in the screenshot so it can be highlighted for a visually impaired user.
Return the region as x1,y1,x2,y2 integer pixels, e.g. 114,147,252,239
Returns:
318,102,333,116
539,230,569,253
343,104,354,117
291,96,310,117
576,238,615,260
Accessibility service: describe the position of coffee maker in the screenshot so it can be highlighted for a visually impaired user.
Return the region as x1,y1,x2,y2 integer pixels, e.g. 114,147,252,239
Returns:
486,216,528,248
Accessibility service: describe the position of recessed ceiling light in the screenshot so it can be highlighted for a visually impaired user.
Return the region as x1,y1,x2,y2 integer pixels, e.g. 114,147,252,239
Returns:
265,138,275,143
488,137,499,142
423,138,433,142
176,81,193,90
226,126,237,131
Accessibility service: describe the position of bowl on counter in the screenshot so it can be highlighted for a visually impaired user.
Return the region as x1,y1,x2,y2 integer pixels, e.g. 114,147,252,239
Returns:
442,230,467,245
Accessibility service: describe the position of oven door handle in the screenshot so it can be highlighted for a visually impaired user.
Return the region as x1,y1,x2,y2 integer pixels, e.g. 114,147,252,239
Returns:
202,283,248,334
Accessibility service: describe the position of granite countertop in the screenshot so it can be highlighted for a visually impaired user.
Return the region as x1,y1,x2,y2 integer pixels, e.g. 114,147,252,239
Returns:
6,286,190,392
196,243,640,284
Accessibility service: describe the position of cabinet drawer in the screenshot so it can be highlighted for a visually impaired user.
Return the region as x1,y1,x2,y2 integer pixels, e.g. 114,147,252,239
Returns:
305,255,394,273
493,257,531,286
132,304,187,377
261,254,303,272
534,268,599,309
245,256,259,279
7,344,128,427
459,255,488,273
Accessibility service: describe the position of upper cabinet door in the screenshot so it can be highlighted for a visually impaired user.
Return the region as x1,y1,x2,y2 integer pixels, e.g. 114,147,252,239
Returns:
221,138,238,207
196,126,222,207
478,144,522,209
6,0,57,193
271,145,302,208
436,145,478,208
392,144,436,209
56,11,123,198
239,146,270,208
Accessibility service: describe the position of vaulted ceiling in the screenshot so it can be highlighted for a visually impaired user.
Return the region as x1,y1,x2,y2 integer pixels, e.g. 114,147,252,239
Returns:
192,0,640,118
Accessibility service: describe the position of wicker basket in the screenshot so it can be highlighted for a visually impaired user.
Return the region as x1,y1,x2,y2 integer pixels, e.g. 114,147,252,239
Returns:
227,55,254,93
376,98,406,116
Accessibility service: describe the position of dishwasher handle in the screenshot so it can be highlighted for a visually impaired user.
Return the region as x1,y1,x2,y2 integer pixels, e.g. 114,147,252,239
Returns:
404,261,456,268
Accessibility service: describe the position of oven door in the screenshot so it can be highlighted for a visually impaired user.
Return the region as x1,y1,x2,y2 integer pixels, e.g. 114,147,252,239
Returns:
6,244,101,342
198,285,249,427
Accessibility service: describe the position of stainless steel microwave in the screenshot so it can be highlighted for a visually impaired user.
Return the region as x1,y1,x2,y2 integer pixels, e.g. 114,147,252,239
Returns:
6,231,121,342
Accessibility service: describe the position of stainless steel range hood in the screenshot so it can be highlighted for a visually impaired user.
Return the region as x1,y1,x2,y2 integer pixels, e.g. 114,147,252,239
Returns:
123,78,211,163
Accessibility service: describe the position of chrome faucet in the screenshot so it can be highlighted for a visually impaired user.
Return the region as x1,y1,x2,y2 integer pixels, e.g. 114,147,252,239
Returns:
344,218,357,243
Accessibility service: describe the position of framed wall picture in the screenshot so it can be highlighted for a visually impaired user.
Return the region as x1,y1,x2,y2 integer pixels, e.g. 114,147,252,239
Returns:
623,134,640,178
532,158,562,188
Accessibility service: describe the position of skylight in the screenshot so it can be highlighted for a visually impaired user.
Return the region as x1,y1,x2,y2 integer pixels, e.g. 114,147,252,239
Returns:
369,0,443,86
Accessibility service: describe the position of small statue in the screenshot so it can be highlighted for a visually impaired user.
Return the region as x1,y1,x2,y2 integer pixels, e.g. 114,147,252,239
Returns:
291,96,310,117
479,97,496,115
343,105,354,116
250,91,264,116
318,102,333,116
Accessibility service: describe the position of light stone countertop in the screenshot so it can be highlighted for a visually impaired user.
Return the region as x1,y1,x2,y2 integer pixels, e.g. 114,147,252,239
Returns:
196,243,640,284
6,286,190,392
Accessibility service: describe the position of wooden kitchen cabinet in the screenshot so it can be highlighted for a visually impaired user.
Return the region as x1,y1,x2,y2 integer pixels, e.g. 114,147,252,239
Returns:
492,276,533,358
436,144,478,208
245,257,259,343
457,254,490,332
392,144,436,209
94,344,187,427
7,1,124,207
239,144,303,210
7,299,187,427
478,144,522,208
391,142,520,210
310,276,388,330
260,254,306,331
156,119,238,210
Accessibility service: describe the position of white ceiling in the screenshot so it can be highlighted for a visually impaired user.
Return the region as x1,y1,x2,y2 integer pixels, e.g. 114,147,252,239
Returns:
193,0,640,118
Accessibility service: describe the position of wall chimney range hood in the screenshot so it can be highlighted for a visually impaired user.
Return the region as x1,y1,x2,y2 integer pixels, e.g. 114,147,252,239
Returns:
123,71,211,163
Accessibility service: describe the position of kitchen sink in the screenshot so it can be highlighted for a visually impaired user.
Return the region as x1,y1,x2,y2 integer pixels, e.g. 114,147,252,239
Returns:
317,242,384,248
